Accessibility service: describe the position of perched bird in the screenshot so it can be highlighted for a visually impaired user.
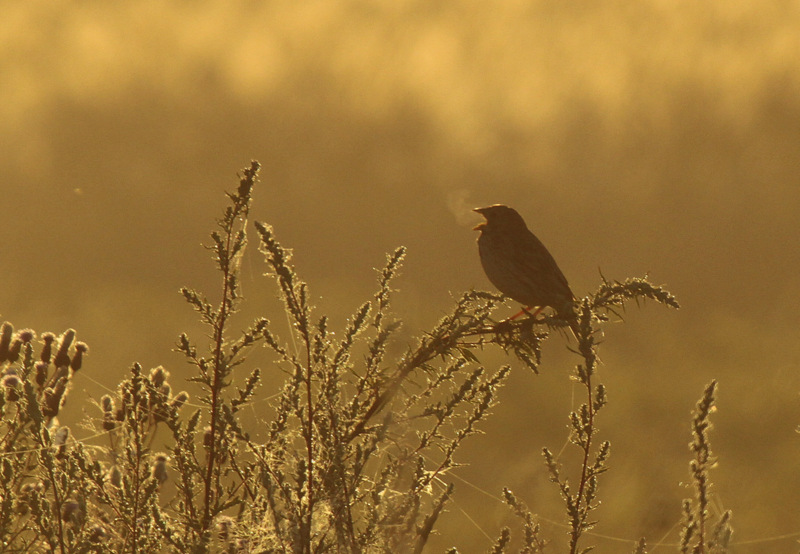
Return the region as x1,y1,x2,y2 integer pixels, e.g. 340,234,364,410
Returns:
474,204,580,338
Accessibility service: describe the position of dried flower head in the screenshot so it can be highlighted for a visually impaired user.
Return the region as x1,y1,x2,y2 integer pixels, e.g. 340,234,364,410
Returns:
88,525,107,543
40,332,56,363
151,453,169,484
42,384,66,418
6,339,21,363
100,395,114,413
70,342,89,372
20,482,45,497
108,465,122,488
61,499,83,525
18,482,45,514
170,391,189,411
2,370,20,401
53,426,70,447
53,329,76,368
53,426,70,459
34,361,49,387
102,412,116,431
0,322,12,362
2,374,19,388
149,366,169,388
217,515,237,542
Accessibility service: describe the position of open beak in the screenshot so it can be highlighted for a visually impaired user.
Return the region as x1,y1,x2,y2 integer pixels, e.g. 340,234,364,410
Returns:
473,207,486,230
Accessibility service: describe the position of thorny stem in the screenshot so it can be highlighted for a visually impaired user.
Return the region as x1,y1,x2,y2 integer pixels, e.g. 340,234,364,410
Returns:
203,256,231,528
563,302,603,554
131,407,143,553
572,364,594,554
346,340,442,442
304,337,314,552
202,185,251,529
41,439,66,554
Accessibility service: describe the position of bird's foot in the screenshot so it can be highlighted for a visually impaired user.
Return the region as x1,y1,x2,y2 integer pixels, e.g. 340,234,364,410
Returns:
508,306,543,321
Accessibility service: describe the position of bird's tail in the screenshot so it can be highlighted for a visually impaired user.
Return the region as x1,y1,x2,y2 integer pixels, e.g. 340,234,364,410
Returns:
559,301,581,343
568,317,581,343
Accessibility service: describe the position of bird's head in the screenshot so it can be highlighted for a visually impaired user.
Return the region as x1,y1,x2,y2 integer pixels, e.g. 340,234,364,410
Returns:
473,204,527,232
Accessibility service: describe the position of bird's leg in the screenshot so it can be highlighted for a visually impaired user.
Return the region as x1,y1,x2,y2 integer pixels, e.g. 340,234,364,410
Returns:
490,306,544,334
509,306,543,321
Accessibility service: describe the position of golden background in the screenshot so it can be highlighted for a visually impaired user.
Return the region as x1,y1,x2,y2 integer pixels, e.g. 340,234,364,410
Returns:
2,1,800,551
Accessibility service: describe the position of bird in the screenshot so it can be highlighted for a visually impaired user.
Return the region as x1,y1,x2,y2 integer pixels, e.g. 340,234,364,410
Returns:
473,204,580,338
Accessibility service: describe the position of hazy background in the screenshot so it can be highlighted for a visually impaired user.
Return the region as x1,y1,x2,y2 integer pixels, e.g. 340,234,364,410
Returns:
3,1,800,550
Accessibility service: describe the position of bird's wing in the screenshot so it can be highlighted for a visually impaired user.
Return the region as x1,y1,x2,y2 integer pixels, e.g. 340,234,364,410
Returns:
514,232,573,303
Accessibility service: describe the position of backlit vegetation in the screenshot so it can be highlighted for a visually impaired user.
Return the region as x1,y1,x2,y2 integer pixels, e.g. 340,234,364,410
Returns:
0,163,735,553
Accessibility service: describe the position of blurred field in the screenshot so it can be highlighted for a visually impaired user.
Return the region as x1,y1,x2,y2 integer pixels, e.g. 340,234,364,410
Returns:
2,1,800,551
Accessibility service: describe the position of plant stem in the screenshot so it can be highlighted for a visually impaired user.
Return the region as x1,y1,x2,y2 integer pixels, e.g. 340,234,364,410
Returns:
42,448,67,554
304,338,314,552
571,368,594,554
203,214,239,529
